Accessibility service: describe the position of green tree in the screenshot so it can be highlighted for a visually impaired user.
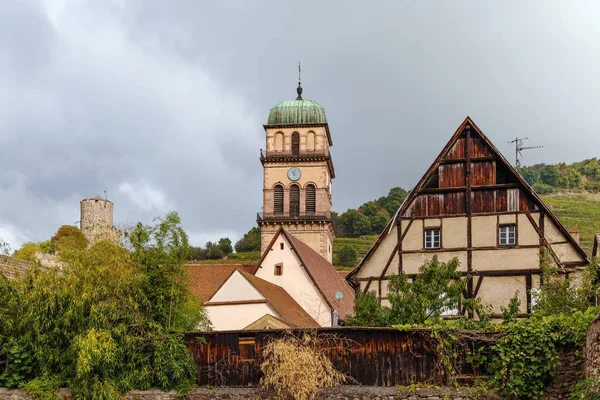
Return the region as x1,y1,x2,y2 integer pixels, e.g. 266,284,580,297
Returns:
234,227,261,252
519,168,539,185
345,291,390,327
348,257,467,326
187,246,207,261
52,225,88,252
205,242,224,259
369,209,390,233
338,209,371,237
217,237,233,256
532,252,598,315
337,245,358,267
0,212,207,398
12,242,41,262
539,165,560,187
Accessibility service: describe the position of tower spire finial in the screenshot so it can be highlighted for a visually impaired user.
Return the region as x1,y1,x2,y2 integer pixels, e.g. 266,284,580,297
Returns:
296,61,303,100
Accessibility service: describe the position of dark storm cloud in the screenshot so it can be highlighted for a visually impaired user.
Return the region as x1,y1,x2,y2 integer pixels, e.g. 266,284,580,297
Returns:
1,0,599,249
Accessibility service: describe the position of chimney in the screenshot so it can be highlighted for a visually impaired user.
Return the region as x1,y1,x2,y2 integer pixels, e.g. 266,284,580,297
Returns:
568,229,580,244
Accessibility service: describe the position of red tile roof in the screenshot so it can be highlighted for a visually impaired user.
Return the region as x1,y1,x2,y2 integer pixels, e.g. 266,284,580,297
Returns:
271,229,355,319
237,269,320,328
186,264,257,303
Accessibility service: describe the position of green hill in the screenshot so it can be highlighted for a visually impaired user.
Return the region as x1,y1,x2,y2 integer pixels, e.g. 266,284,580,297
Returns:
541,193,600,254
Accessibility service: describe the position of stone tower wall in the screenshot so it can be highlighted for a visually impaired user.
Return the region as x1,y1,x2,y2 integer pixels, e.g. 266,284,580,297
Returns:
80,196,117,244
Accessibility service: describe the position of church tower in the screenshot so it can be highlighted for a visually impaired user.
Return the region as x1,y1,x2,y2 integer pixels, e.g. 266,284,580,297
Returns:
258,81,335,262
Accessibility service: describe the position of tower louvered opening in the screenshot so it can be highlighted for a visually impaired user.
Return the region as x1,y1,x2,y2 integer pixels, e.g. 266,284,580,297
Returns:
306,184,316,213
290,184,300,217
292,132,300,156
274,185,284,214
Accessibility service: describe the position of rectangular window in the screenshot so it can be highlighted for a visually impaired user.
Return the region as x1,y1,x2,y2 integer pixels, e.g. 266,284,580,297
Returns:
238,338,255,360
280,242,284,250
424,229,441,249
274,263,283,276
499,225,516,245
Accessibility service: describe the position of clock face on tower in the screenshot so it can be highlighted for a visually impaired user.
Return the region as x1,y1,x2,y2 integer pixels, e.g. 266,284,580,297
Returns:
288,167,302,181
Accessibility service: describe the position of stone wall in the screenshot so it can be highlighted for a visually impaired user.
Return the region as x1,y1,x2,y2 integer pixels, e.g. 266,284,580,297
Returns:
0,386,501,400
544,346,584,399
585,311,600,378
0,255,33,281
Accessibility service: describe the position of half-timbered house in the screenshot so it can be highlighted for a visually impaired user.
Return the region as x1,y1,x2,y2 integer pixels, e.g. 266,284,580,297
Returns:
347,117,589,316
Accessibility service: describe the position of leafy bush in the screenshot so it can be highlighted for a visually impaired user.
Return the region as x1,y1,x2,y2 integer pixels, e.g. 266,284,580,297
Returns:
0,212,206,399
51,225,88,252
12,242,41,262
490,318,557,399
490,308,599,400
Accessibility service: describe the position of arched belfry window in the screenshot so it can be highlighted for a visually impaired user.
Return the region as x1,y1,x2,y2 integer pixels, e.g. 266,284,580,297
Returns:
290,184,300,217
292,132,300,156
306,184,316,214
275,132,284,152
306,131,315,152
274,185,284,214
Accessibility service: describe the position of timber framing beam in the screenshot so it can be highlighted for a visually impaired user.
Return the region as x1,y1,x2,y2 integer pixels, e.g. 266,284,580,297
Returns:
354,267,582,282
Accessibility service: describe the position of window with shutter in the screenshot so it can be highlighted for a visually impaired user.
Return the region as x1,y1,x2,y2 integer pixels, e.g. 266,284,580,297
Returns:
306,184,316,214
274,185,283,214
290,184,300,217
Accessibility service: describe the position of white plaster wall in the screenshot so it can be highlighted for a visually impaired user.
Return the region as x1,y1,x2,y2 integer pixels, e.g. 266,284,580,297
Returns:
552,243,585,263
443,217,468,248
477,276,527,314
544,219,564,244
256,235,332,327
544,218,585,263
403,251,468,274
358,225,398,278
206,303,276,331
360,280,378,296
210,271,263,302
498,214,517,225
471,248,539,271
518,213,540,246
471,216,496,247
402,220,424,251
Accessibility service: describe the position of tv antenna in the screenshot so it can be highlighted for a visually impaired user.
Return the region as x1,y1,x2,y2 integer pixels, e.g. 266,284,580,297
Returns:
507,137,543,167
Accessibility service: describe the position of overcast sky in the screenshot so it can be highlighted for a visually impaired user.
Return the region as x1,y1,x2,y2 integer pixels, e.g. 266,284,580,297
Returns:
1,0,599,250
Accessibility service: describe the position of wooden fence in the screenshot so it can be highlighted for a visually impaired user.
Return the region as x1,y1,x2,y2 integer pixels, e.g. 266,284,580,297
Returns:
184,327,494,387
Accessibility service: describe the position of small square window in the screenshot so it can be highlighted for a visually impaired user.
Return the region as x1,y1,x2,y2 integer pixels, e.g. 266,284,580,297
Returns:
238,338,255,360
280,242,284,250
425,229,441,249
499,225,516,245
274,264,283,276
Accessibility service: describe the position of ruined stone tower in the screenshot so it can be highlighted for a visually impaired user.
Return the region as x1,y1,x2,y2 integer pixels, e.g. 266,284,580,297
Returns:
80,194,118,244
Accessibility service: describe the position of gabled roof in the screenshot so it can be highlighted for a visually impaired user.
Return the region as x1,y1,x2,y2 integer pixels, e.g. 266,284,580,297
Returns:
187,264,258,303
206,268,319,328
348,116,589,279
258,227,355,318
236,269,319,328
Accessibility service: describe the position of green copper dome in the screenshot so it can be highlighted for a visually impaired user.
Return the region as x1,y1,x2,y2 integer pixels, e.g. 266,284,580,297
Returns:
267,99,328,125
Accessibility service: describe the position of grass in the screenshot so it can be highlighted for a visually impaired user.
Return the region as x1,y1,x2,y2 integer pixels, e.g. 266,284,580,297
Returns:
540,192,600,254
